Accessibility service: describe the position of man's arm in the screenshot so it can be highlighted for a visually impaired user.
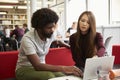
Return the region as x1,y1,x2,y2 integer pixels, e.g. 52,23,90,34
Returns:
56,40,70,48
51,40,70,48
27,54,63,71
27,54,82,77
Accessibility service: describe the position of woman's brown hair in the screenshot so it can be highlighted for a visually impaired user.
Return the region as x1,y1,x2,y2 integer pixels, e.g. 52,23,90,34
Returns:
75,11,97,58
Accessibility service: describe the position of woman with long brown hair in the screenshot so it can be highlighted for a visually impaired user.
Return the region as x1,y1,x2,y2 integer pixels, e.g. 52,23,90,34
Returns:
69,11,105,73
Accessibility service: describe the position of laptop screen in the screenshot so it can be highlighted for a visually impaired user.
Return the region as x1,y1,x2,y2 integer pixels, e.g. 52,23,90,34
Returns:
83,56,115,80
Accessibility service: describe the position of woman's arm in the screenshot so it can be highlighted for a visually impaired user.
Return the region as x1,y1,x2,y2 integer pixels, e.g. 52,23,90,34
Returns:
96,33,105,57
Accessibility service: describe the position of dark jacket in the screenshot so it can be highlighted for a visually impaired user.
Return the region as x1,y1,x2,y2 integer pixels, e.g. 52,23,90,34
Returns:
69,32,105,69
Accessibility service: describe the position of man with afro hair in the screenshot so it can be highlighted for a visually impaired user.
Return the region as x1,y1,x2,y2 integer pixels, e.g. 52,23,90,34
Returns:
16,8,82,80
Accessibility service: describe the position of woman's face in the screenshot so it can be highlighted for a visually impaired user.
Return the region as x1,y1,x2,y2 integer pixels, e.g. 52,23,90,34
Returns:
79,14,90,34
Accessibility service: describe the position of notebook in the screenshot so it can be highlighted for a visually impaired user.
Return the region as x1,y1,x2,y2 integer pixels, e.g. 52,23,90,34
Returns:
48,56,115,80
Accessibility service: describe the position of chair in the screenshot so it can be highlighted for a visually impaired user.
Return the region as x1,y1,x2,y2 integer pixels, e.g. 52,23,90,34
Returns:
104,36,112,56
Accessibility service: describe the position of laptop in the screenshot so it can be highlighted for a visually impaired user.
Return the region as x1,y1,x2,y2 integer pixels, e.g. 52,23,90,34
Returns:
48,56,114,80
83,56,115,80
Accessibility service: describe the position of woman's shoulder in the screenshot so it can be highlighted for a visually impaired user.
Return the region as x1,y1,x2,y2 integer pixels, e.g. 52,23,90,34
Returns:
70,33,77,39
96,32,103,38
96,32,102,36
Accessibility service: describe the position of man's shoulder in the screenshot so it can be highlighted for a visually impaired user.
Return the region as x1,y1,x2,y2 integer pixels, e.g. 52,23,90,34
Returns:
19,28,24,35
25,29,33,35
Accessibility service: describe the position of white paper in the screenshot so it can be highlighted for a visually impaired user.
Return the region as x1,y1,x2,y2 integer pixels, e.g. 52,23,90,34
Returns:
48,75,82,80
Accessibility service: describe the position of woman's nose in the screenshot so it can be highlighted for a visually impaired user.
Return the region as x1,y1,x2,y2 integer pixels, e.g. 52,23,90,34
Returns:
83,22,87,25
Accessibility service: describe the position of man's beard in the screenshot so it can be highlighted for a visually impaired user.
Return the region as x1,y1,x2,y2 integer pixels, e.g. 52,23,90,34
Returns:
43,32,53,38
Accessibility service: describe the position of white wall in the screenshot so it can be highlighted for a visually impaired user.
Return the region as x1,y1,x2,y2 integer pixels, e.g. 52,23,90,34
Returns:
66,0,86,30
51,0,120,47
88,0,109,26
66,0,120,27
111,0,120,24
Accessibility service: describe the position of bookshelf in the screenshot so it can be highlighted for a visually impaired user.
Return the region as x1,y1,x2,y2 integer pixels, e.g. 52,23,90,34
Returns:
0,13,27,30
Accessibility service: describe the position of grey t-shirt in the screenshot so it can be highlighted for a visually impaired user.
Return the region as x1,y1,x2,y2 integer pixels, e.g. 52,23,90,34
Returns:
16,29,55,69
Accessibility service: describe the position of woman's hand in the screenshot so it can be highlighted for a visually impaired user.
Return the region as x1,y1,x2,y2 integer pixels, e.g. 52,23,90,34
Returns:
62,66,83,77
93,55,98,58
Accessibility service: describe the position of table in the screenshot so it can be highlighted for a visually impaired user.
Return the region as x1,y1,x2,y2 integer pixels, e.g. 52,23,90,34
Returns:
48,75,120,80
112,45,120,64
48,75,82,80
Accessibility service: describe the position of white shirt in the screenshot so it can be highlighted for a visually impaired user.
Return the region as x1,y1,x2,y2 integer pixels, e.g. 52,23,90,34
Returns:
16,29,55,69
5,28,10,38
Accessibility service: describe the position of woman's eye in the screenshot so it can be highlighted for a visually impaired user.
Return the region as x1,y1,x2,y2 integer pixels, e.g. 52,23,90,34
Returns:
81,20,85,22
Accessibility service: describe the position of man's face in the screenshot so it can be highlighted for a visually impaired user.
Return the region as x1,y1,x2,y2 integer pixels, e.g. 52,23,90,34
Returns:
42,23,56,38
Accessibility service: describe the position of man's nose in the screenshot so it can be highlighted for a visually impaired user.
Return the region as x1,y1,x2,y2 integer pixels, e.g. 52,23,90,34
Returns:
51,27,55,32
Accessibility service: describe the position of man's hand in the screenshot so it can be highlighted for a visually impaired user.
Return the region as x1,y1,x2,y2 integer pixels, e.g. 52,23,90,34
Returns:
62,66,83,77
